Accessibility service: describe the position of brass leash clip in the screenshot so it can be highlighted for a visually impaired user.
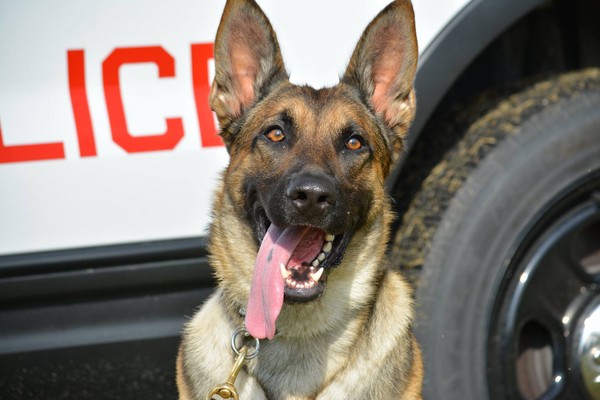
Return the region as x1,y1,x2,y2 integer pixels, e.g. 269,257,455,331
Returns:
207,328,260,400
207,346,247,400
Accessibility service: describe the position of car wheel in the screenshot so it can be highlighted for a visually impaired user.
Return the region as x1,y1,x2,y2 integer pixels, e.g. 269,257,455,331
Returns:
393,69,600,400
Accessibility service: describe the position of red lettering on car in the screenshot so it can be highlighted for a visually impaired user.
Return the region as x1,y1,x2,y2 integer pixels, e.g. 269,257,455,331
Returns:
68,49,97,157
191,43,222,147
103,46,184,153
0,126,65,164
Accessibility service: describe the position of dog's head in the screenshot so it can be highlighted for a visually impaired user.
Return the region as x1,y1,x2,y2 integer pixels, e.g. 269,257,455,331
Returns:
209,0,417,339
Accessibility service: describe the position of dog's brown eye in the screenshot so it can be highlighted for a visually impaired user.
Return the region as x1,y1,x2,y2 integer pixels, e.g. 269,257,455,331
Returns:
346,137,363,151
265,128,285,142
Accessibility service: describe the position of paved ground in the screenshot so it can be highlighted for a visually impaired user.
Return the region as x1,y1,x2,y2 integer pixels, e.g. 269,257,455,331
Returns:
0,337,179,400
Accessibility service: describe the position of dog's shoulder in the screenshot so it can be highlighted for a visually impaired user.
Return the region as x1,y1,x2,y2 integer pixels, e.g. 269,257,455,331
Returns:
178,290,268,399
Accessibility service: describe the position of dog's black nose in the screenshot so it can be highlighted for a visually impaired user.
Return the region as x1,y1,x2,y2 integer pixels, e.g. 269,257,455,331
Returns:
286,174,337,215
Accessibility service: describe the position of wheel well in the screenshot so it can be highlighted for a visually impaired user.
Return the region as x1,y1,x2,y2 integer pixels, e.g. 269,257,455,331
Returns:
435,0,600,116
390,0,600,224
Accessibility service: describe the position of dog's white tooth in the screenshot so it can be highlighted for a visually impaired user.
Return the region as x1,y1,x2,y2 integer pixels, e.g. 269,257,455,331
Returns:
312,259,320,267
309,267,324,282
317,252,326,262
280,263,292,279
323,242,333,253
325,234,335,242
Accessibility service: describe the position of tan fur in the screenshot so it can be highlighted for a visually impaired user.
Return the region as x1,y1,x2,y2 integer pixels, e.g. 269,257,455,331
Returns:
178,1,422,399
176,347,192,400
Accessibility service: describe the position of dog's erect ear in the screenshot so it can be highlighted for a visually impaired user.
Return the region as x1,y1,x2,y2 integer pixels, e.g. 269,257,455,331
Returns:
210,0,287,134
343,0,418,157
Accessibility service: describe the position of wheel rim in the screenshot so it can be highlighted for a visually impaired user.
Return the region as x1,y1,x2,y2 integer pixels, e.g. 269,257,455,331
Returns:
487,172,600,400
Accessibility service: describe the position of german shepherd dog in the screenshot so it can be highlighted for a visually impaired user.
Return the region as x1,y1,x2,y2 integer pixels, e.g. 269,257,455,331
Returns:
177,0,422,398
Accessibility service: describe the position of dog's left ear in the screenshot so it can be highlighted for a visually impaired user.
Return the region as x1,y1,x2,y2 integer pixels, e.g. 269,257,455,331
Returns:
343,0,418,158
210,0,288,142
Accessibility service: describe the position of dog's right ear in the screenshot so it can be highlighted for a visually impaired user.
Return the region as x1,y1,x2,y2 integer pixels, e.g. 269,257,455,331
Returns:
210,0,287,139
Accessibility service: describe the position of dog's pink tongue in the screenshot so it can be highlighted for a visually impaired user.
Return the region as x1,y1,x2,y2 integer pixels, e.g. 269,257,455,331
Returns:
245,225,307,339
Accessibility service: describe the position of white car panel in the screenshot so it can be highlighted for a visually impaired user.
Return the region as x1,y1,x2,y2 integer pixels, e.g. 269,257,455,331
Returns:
0,0,470,255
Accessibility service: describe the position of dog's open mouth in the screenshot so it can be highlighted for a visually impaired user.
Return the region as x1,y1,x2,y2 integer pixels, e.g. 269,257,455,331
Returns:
245,212,351,339
279,228,341,301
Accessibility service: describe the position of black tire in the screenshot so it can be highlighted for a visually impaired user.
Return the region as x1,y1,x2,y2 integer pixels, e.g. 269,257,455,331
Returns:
393,69,600,400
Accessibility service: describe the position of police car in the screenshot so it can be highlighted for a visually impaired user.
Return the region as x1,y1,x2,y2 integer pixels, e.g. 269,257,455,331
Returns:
1,0,599,398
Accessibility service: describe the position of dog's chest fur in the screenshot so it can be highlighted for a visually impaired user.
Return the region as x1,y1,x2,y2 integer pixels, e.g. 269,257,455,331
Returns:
180,268,417,399
250,333,351,397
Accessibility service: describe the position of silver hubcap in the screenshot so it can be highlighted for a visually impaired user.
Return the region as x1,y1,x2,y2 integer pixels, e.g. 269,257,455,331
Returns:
578,299,600,399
